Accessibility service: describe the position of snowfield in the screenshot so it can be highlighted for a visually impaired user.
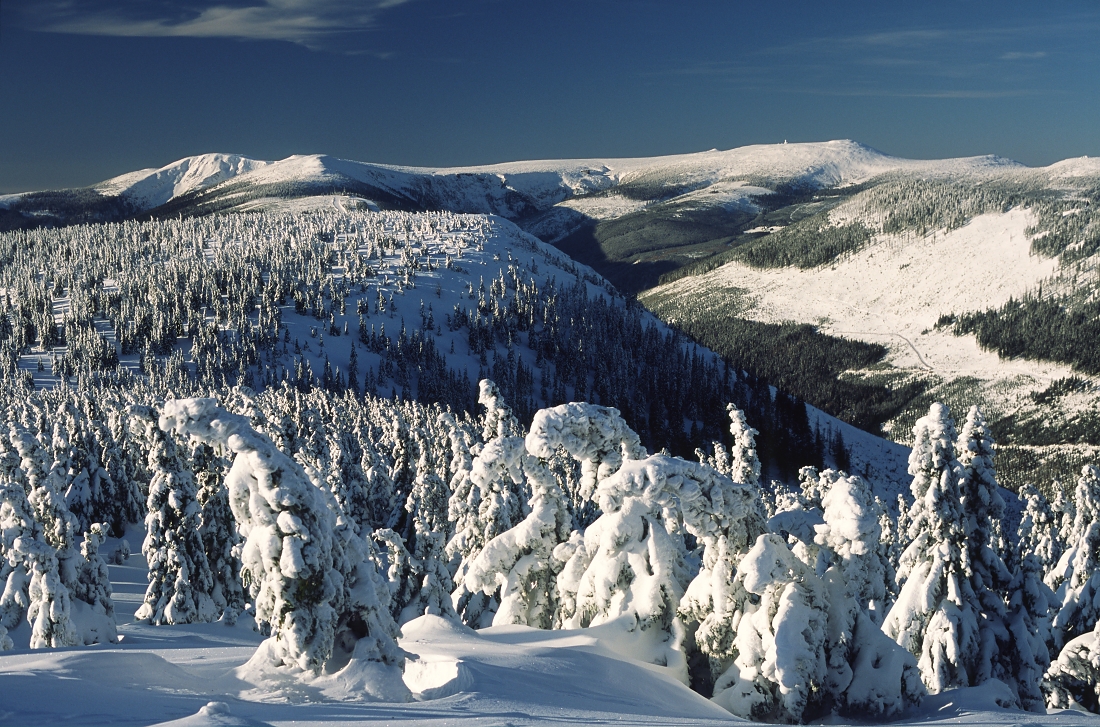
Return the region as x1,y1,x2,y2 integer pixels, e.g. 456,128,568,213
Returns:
641,206,1092,454
646,209,1064,382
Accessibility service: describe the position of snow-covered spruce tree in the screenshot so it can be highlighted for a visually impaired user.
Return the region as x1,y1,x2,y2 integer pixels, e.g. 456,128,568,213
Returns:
373,526,455,626
463,451,572,629
12,535,77,648
813,472,923,719
441,409,477,564
405,441,450,541
955,406,1017,691
710,533,830,721
101,407,145,534
71,522,118,644
12,429,77,570
524,398,647,503
1044,618,1100,713
367,437,457,627
0,474,38,632
882,402,982,693
449,381,531,627
134,414,218,625
557,453,746,684
709,471,922,723
1050,465,1100,650
1016,484,1061,574
159,398,402,675
1004,554,1054,712
1052,481,1075,552
191,440,245,621
51,408,93,534
727,404,761,488
479,377,521,441
677,464,767,694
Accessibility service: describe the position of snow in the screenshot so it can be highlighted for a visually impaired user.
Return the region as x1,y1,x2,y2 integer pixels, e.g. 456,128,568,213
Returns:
95,154,273,209
644,207,1082,448
650,209,1061,379
12,140,1028,221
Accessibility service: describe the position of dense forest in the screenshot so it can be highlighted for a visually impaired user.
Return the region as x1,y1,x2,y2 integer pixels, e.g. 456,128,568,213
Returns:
0,210,834,485
0,203,1099,718
951,295,1100,376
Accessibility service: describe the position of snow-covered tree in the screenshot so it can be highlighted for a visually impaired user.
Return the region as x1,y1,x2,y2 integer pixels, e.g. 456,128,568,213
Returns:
464,452,572,629
815,473,922,718
1004,554,1054,712
1050,465,1100,650
1044,619,1100,713
1016,484,1061,573
524,399,646,502
557,454,735,684
449,381,531,626
160,398,341,670
678,466,768,695
726,404,761,488
192,441,245,620
12,430,76,567
0,474,37,632
711,473,921,722
159,398,402,676
13,535,77,648
955,406,1016,691
882,403,981,693
71,522,118,644
374,527,455,626
134,417,217,625
711,533,830,722
700,404,761,489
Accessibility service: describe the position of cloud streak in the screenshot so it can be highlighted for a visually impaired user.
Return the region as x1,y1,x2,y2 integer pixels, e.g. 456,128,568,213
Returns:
18,0,413,49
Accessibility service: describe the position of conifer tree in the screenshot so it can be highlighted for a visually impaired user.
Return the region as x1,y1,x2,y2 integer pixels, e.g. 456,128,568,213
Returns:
192,441,244,620
14,535,77,648
882,403,981,693
71,523,118,644
0,475,38,632
160,397,403,675
1050,465,1100,650
727,404,761,487
1005,554,1054,712
1016,484,1061,573
464,452,571,628
955,406,1015,689
135,421,217,625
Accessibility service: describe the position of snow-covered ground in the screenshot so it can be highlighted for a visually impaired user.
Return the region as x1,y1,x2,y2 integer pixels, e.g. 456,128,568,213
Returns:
647,209,1065,382
0,524,1095,727
9,140,1027,221
641,207,1095,451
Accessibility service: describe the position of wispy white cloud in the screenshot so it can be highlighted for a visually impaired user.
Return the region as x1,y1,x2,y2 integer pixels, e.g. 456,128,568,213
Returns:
1001,51,1047,60
18,0,414,50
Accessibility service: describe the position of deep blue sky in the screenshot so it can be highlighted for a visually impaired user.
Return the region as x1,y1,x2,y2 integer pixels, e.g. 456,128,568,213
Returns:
1,0,1098,193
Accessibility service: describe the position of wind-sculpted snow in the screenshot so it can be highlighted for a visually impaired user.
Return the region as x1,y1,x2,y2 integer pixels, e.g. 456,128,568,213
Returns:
526,402,646,501
159,398,403,682
160,398,342,672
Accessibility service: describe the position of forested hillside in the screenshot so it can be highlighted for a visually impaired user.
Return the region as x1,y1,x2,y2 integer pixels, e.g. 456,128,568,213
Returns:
642,163,1100,490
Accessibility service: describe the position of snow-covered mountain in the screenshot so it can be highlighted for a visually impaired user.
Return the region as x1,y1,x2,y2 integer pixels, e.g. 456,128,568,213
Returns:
93,153,273,209
4,140,1099,489
641,155,1100,489
0,140,1017,229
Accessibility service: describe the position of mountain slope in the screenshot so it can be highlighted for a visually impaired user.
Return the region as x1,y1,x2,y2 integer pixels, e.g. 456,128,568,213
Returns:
642,158,1100,489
